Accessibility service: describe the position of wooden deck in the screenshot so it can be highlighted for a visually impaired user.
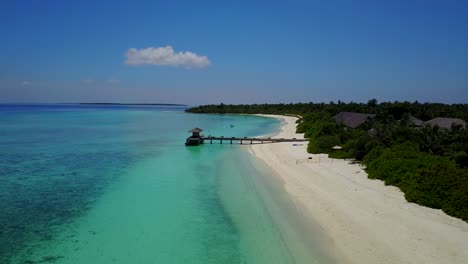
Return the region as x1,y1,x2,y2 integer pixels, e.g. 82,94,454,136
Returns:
202,136,308,144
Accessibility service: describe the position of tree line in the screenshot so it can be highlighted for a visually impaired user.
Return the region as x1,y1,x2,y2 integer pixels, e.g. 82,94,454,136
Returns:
187,100,468,221
186,100,468,121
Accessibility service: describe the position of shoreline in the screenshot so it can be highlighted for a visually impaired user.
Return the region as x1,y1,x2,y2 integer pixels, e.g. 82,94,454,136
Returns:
249,114,468,264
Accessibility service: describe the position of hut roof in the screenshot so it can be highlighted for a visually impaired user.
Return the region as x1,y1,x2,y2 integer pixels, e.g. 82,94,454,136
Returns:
189,127,203,133
409,116,425,127
425,118,466,129
333,112,375,128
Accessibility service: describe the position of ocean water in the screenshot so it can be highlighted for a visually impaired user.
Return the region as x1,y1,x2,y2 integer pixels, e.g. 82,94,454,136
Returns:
0,104,331,264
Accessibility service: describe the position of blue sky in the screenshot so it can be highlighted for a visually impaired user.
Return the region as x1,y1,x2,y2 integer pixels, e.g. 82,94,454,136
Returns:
1,0,468,104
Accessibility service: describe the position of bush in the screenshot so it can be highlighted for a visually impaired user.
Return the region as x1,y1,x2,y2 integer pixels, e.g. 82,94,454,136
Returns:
363,145,385,165
454,151,468,168
308,135,340,153
366,143,468,221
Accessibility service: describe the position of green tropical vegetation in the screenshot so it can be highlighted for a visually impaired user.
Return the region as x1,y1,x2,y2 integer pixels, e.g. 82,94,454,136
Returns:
187,100,468,221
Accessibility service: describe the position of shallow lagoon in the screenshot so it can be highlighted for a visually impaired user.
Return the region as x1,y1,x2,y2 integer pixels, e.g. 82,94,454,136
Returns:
0,104,329,263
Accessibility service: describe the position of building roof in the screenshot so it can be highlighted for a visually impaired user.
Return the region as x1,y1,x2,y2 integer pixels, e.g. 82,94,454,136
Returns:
333,112,375,128
189,127,203,133
425,118,466,129
409,116,425,127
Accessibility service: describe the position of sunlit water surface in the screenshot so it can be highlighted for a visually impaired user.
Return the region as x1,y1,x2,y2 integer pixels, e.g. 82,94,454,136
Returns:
0,104,333,264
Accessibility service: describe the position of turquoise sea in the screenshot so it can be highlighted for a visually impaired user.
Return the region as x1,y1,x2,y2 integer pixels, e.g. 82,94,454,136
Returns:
0,104,333,264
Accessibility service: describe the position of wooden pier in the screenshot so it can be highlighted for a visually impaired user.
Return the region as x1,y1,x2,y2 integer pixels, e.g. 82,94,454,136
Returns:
202,136,308,145
185,127,308,146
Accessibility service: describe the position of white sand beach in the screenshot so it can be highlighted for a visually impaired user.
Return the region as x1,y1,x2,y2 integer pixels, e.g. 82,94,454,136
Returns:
249,115,468,264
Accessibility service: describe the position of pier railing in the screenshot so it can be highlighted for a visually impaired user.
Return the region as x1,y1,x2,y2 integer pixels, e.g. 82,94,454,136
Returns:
202,136,308,144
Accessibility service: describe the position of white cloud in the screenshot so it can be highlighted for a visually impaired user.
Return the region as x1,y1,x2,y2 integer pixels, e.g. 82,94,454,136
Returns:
125,46,210,68
21,81,31,86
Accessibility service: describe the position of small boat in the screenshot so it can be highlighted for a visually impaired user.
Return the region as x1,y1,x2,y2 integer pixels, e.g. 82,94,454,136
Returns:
230,125,235,128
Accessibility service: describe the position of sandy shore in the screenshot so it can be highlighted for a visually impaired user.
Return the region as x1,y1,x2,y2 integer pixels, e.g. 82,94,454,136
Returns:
249,114,468,264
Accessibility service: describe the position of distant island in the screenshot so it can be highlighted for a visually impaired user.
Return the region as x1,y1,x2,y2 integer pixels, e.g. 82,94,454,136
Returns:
187,100,468,222
78,103,187,106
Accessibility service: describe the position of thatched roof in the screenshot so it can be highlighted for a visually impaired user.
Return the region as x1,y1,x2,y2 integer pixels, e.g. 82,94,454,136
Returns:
333,112,375,128
409,116,425,127
189,127,203,133
425,118,466,129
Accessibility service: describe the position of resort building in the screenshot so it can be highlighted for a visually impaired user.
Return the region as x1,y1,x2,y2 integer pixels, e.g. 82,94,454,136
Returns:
186,127,204,146
409,116,425,128
333,112,375,128
425,117,466,129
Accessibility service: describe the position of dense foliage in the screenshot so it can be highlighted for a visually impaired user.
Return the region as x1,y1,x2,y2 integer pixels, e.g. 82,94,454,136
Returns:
365,143,468,220
187,101,468,121
187,100,468,221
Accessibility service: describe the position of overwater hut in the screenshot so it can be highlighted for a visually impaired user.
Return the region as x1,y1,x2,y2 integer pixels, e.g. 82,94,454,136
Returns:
189,127,203,137
186,128,204,146
333,112,375,128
